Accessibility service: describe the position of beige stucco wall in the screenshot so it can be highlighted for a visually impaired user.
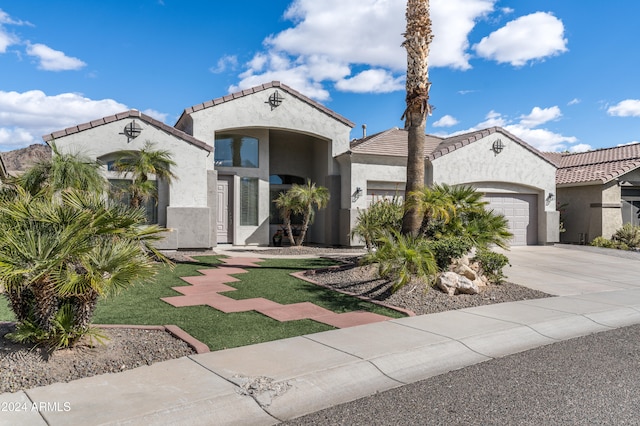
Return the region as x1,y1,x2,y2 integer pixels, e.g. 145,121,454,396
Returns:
557,182,624,243
182,89,352,246
430,133,558,244
50,117,214,249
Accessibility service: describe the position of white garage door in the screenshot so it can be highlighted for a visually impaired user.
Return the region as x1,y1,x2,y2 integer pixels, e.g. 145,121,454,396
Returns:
366,183,405,207
484,193,538,246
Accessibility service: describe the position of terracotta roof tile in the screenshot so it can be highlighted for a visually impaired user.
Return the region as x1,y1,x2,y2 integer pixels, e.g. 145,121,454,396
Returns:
551,143,640,185
42,110,213,153
177,81,355,129
349,127,443,158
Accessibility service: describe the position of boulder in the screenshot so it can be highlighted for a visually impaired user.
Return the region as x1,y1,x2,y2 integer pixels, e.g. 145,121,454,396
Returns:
437,271,480,296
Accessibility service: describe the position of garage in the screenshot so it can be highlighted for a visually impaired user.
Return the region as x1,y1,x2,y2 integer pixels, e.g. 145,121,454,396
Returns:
484,193,538,246
366,181,405,206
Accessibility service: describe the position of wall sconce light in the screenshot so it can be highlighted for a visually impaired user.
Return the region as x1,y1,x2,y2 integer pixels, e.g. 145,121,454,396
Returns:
352,187,363,202
546,192,555,206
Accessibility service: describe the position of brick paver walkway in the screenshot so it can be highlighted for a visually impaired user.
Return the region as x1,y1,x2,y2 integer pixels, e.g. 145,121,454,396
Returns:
161,256,391,328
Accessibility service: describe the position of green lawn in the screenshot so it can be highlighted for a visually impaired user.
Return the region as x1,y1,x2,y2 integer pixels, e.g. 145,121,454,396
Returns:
1,256,404,351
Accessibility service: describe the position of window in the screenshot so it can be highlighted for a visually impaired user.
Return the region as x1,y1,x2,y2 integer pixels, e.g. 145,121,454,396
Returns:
215,135,259,168
108,179,158,224
240,177,259,226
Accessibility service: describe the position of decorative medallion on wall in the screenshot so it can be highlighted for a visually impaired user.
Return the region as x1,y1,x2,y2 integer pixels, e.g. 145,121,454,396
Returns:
123,120,142,142
492,138,505,155
267,90,284,110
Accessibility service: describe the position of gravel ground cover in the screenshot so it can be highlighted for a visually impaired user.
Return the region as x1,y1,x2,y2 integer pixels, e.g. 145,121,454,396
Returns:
0,246,551,394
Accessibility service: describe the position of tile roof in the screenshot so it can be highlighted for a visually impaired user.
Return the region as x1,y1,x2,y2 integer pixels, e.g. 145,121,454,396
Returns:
350,127,443,157
178,81,355,129
42,110,213,153
349,126,555,167
549,143,640,185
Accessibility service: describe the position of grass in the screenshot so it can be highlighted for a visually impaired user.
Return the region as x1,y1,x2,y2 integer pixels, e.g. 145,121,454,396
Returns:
0,256,404,351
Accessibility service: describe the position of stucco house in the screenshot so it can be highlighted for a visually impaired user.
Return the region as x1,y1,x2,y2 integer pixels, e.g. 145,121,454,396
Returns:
547,144,640,244
42,81,561,249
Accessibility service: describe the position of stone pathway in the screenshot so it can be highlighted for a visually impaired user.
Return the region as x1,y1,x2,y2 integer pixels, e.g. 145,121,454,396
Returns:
161,256,391,328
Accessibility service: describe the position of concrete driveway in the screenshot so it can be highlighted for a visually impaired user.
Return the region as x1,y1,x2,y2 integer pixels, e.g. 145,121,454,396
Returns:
500,245,640,296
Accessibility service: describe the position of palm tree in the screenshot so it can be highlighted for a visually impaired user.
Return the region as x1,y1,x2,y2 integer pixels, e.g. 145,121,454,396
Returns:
0,186,166,348
14,142,105,196
112,141,177,209
287,180,330,246
407,183,457,236
273,191,297,246
401,0,434,237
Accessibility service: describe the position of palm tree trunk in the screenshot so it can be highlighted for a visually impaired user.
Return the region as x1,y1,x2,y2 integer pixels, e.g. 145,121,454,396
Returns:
401,0,433,237
72,289,99,331
31,278,59,332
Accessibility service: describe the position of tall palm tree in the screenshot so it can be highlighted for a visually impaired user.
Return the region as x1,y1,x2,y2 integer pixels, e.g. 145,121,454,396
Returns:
113,141,177,209
288,180,330,246
401,0,434,237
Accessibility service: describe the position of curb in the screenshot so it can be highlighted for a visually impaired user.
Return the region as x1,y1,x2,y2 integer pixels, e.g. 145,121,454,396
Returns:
95,324,210,354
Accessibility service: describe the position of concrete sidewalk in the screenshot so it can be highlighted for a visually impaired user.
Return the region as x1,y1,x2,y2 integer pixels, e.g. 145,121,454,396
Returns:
3,245,640,426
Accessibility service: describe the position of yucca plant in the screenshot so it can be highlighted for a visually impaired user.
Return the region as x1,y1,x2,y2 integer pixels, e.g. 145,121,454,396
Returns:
612,223,640,249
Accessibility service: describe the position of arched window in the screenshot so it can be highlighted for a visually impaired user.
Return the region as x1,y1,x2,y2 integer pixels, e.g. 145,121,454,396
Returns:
214,135,259,168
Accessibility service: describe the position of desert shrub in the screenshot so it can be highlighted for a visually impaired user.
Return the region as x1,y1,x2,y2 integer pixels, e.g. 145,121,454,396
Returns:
350,197,403,250
361,230,437,292
425,236,474,271
590,236,615,248
474,249,510,284
611,223,640,249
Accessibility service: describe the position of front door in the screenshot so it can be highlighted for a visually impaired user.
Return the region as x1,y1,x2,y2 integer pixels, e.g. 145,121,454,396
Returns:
216,176,233,244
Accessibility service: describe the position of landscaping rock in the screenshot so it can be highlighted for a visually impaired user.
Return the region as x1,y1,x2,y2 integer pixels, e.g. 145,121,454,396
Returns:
437,271,480,296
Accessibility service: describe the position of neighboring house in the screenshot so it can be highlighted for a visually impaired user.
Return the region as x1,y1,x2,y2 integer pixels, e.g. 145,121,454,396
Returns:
548,144,640,244
42,81,561,249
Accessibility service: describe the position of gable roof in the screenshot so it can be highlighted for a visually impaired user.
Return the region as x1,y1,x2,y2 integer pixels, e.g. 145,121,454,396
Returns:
177,81,355,129
348,126,555,167
549,143,640,185
42,110,213,153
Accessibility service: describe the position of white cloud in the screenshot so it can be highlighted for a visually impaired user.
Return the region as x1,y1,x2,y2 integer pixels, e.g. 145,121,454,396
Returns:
568,98,580,106
505,124,579,152
617,141,640,147
210,55,238,74
519,106,562,127
335,69,404,93
474,12,568,66
433,114,459,127
26,43,86,71
607,99,640,117
568,143,591,153
0,9,27,53
232,0,497,99
141,109,168,123
444,107,583,152
0,90,129,150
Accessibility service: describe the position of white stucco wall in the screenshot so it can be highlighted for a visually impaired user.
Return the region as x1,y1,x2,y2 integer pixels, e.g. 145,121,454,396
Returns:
430,134,556,206
185,90,352,163
49,116,214,249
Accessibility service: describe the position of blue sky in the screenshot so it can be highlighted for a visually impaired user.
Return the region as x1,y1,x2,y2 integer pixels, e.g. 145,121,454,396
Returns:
1,1,639,153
